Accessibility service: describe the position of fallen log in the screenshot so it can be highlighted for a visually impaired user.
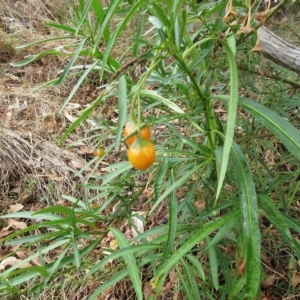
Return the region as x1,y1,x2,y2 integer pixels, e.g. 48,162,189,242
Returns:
257,26,300,74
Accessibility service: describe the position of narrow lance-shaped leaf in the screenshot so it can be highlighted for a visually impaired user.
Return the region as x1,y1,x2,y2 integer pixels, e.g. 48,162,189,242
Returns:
92,0,122,54
151,210,240,283
238,97,300,161
75,0,93,35
54,37,88,86
10,50,61,67
59,60,99,113
183,37,239,199
115,75,127,148
164,170,178,257
58,91,105,145
100,1,141,80
230,141,261,298
154,157,168,201
109,228,143,300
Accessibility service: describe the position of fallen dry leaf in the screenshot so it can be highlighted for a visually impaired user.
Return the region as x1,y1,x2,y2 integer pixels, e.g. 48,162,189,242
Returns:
0,251,12,258
169,269,178,283
10,187,21,194
261,251,271,265
8,203,24,213
79,144,94,155
0,230,13,238
131,211,147,238
70,160,85,169
195,200,206,211
144,281,156,300
44,115,56,133
70,160,92,171
15,251,27,260
7,219,27,230
292,272,300,287
261,274,276,288
65,111,78,123
0,257,31,271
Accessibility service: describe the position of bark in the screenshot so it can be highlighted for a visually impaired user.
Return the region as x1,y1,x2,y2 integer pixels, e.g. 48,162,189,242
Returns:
257,26,300,74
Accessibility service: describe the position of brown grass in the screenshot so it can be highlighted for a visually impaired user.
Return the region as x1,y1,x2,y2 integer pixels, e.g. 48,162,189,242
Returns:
0,0,88,212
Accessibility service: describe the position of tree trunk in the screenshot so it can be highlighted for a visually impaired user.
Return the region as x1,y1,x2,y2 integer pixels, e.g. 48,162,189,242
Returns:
257,26,300,74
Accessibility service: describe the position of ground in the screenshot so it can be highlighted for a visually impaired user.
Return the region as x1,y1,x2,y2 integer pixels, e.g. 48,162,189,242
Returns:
1,0,300,299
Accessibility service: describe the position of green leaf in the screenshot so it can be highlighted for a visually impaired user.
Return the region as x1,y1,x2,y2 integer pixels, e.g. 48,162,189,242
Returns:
164,170,178,257
185,253,205,280
10,50,61,67
151,211,240,283
206,237,219,290
0,211,62,221
99,161,133,184
59,60,99,113
92,0,110,42
58,92,105,144
45,22,77,34
177,260,201,300
259,195,300,257
238,97,300,161
214,40,238,199
75,0,93,35
226,32,236,57
230,141,261,298
0,239,69,280
14,36,76,49
100,1,140,80
43,245,70,285
141,89,184,113
183,37,239,199
115,75,127,148
101,228,142,300
92,0,122,54
87,243,163,277
150,164,201,214
154,157,168,201
215,246,233,293
54,37,88,86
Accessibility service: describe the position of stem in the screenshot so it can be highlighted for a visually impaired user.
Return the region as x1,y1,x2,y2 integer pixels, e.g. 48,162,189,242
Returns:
173,53,217,149
132,58,164,136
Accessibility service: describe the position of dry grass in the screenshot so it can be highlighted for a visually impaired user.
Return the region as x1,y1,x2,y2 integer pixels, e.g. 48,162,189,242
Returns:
0,0,89,212
1,0,300,299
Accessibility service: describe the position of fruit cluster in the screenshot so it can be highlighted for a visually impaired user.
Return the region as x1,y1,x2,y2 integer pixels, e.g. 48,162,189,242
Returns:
123,121,156,170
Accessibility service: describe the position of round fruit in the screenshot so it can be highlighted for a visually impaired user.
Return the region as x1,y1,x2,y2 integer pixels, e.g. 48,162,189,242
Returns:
94,148,105,157
124,121,151,146
127,139,156,170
